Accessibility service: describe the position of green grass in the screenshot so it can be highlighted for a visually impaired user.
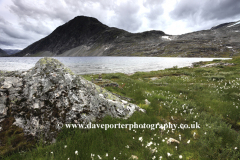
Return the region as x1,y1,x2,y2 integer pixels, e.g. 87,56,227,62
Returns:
2,58,240,160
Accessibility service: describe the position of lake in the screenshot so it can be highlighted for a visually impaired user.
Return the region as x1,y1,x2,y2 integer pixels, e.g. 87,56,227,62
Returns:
0,57,231,75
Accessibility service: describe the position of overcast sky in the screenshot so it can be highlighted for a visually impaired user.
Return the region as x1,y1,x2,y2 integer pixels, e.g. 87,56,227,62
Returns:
0,0,240,49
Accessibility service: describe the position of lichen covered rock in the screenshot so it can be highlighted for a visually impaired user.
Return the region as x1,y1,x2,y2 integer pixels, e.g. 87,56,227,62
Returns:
0,58,145,147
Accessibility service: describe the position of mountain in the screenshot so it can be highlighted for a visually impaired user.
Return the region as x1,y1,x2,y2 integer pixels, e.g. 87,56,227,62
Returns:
3,49,21,55
0,48,8,56
14,16,240,57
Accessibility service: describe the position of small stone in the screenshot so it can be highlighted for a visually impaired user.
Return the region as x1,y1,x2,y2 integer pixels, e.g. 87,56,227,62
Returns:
167,138,180,145
129,155,138,159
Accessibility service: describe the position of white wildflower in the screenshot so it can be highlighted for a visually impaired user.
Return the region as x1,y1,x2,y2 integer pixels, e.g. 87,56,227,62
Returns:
187,140,190,144
179,155,183,159
193,132,196,139
146,141,153,147
167,152,172,157
75,150,78,155
97,155,102,159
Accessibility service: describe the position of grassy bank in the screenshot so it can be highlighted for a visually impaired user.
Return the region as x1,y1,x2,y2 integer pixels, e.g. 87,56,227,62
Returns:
2,57,240,160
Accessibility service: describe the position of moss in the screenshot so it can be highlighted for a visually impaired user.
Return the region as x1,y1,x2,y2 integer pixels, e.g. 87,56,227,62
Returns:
0,117,35,157
38,57,63,68
95,85,118,100
64,67,74,75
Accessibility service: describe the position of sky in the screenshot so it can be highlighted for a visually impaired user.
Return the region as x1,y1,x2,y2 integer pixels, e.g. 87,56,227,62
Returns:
0,0,240,50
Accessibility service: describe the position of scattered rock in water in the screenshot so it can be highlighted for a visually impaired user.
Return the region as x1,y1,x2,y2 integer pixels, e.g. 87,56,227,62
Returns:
0,57,145,155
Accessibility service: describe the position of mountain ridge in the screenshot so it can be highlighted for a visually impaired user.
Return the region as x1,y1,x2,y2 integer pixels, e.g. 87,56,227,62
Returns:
0,48,8,56
14,16,240,57
3,49,21,55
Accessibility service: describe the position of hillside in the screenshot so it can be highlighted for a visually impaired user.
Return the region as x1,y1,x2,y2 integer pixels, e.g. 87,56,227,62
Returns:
14,16,240,57
0,48,8,57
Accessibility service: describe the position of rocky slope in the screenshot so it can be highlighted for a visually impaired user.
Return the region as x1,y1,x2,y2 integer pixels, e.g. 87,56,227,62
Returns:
14,16,240,57
0,48,8,57
0,58,145,155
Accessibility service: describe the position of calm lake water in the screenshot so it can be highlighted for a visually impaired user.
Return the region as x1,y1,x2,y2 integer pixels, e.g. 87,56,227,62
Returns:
0,57,231,75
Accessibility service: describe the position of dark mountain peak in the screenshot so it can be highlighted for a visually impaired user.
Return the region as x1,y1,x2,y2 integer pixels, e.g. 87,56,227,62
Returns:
51,15,108,37
63,15,107,30
15,16,114,56
72,15,103,24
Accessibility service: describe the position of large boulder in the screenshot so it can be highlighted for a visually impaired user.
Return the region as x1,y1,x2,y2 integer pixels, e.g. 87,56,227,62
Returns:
0,58,145,144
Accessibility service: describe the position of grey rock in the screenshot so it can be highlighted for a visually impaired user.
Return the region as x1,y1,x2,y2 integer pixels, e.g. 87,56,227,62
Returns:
0,57,145,141
0,104,7,118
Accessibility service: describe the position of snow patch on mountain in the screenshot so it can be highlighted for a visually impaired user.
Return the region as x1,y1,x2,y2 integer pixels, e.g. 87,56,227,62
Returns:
162,36,172,40
227,21,240,28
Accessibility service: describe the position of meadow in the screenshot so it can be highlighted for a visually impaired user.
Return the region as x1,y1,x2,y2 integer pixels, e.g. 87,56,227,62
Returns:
2,57,240,160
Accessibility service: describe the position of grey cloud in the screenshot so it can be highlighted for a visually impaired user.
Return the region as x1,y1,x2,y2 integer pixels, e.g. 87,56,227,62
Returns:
0,17,28,39
19,20,52,35
10,0,48,20
170,0,240,22
145,5,164,20
10,0,71,32
113,1,142,32
0,39,14,47
170,0,202,20
0,32,30,48
143,0,165,20
201,0,240,20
